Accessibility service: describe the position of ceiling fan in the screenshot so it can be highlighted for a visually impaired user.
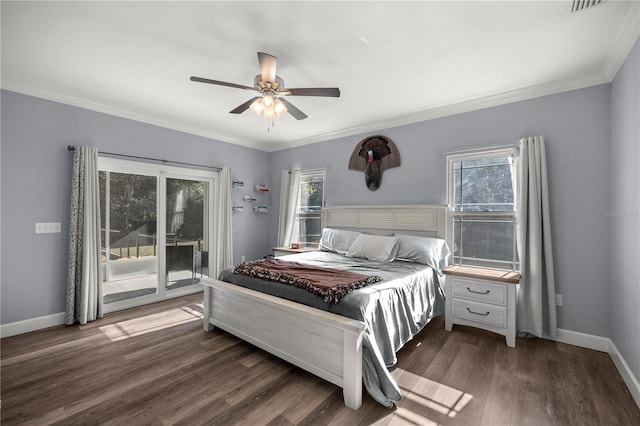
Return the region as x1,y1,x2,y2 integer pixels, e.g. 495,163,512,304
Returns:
190,52,340,121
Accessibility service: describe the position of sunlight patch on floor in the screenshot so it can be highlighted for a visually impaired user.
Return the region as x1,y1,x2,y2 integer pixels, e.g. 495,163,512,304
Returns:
99,305,203,342
397,369,474,419
394,407,441,426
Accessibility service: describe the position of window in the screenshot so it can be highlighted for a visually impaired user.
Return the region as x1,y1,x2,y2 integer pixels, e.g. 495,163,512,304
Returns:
296,170,326,245
447,149,518,271
99,157,217,311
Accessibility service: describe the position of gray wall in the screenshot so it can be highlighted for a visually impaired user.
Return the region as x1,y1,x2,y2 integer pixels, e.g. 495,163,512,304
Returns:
610,38,639,382
269,84,613,339
0,59,631,360
0,90,273,324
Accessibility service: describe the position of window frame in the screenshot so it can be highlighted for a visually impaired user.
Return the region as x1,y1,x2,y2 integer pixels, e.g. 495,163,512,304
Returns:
295,169,326,246
446,148,519,272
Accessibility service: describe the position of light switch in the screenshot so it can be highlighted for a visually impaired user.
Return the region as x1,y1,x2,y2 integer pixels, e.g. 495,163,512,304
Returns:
35,222,61,234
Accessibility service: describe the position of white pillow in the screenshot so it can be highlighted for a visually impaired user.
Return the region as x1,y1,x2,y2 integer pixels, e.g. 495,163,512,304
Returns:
319,228,361,254
395,234,451,271
346,234,399,262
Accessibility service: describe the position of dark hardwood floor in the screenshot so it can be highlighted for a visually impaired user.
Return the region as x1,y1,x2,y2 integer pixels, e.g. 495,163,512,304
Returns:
2,293,638,425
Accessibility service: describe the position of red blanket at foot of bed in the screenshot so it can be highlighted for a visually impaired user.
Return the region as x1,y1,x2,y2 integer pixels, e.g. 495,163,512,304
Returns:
233,257,382,303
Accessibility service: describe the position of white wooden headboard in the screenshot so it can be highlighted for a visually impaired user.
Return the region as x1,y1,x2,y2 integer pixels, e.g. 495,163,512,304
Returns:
321,205,446,239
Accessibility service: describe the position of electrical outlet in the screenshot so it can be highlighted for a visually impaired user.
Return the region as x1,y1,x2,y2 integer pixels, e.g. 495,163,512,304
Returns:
241,255,246,262
555,294,563,307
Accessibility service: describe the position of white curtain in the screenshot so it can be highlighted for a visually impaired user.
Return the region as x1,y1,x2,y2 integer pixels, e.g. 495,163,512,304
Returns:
277,169,301,247
65,146,103,325
515,135,557,338
213,166,233,277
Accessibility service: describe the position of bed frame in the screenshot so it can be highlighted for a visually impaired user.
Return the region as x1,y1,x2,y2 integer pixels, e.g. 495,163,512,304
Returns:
202,204,446,410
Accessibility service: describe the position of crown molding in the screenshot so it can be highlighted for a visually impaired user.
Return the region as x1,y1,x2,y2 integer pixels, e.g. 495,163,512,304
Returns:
0,78,266,152
267,70,610,152
0,71,612,154
602,1,640,80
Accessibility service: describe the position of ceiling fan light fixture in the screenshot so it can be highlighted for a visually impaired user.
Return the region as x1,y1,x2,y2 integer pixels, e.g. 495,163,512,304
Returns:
262,93,274,108
263,107,275,120
249,98,263,115
249,95,287,119
274,98,287,117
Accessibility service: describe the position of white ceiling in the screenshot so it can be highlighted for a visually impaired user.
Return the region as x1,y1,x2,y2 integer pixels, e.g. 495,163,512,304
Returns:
2,1,638,152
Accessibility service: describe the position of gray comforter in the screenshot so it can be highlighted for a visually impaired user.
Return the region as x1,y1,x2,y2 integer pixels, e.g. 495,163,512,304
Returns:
219,251,445,407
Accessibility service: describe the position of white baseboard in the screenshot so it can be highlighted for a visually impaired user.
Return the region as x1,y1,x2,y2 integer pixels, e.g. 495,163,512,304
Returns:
548,327,612,352
546,328,640,410
0,312,65,338
609,340,640,409
0,288,203,339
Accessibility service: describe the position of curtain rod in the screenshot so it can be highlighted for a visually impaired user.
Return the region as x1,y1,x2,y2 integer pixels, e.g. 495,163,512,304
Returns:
67,145,222,171
439,141,519,157
287,167,329,175
301,167,329,174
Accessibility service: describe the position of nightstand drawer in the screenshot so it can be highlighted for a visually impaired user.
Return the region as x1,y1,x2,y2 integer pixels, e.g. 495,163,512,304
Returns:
452,299,507,328
452,277,507,305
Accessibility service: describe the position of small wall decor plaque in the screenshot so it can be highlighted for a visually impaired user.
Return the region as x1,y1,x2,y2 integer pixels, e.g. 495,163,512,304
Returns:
348,135,400,190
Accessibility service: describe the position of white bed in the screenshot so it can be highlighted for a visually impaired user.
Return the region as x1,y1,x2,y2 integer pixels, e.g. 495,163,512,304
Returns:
201,204,447,410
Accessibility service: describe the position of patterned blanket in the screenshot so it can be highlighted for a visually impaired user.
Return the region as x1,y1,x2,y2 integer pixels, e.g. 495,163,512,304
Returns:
233,257,382,303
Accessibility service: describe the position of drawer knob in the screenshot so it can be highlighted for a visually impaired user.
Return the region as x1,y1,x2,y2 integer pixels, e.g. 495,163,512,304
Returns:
466,286,490,295
466,307,490,316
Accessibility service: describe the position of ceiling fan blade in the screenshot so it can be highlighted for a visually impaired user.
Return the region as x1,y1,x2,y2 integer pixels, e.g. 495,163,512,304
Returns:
190,76,257,92
280,98,308,120
286,87,340,97
257,52,277,84
229,97,260,114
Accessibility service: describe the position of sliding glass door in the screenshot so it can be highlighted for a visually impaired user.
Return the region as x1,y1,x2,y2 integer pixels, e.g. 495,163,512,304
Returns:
100,170,159,304
99,158,216,312
165,177,209,290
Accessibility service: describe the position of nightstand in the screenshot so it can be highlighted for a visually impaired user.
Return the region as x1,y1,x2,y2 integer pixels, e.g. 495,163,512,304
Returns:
443,266,520,348
272,246,317,257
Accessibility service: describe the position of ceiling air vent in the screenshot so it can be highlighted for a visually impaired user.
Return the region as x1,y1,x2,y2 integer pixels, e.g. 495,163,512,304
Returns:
571,0,607,13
